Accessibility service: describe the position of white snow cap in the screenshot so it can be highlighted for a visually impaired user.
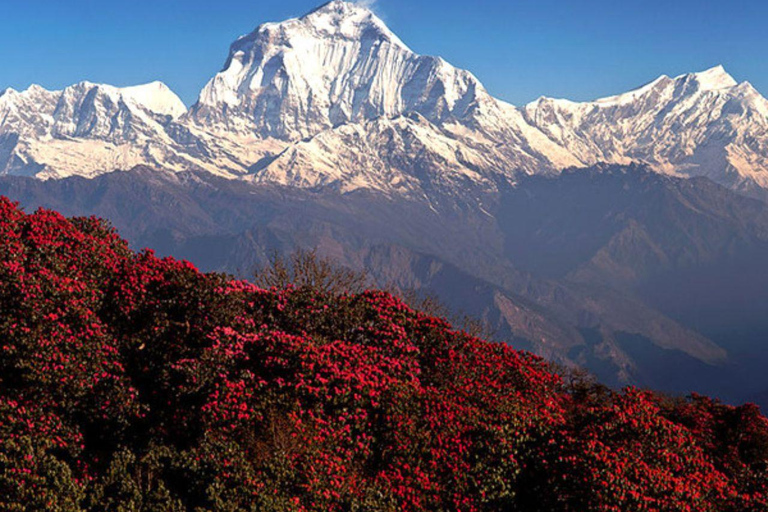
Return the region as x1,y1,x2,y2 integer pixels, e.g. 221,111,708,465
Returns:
193,0,485,139
686,65,738,91
120,81,187,118
4,0,768,197
297,0,408,48
196,0,410,109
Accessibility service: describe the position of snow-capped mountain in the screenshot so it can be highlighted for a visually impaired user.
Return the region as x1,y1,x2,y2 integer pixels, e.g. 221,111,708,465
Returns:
189,0,486,139
0,81,193,179
186,0,577,196
524,65,768,195
2,0,768,199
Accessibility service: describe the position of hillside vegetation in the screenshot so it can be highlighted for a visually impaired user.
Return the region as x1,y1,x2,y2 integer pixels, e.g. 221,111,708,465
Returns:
0,197,766,511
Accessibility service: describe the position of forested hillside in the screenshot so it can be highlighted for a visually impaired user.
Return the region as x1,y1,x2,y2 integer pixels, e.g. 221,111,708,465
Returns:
1,197,766,511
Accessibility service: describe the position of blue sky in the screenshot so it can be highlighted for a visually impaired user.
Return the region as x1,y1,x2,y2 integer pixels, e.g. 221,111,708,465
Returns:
1,0,766,106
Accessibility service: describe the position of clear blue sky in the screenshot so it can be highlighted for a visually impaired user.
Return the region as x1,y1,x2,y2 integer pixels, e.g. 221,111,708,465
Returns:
2,0,766,106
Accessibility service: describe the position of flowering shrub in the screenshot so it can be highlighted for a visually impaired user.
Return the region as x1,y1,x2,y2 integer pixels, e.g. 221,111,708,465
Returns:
0,196,765,511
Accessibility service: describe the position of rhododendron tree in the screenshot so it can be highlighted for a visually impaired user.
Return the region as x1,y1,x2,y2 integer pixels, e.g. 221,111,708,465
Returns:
0,196,765,511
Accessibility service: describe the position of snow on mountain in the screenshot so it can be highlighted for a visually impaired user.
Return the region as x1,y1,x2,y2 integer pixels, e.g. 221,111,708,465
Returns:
247,113,498,197
523,66,768,194
0,81,223,179
2,1,768,200
185,2,768,196
121,82,188,119
188,0,494,141
184,0,585,195
50,81,179,141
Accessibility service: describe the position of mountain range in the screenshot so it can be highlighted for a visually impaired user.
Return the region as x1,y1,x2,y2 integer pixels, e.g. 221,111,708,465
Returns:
2,0,768,408
3,1,768,199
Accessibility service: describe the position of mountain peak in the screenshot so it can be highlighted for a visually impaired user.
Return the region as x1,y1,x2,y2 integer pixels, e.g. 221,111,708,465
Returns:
22,84,50,94
685,65,738,91
190,0,486,140
275,0,407,50
54,81,186,119
307,0,374,16
1,84,56,98
120,81,187,118
590,74,674,106
0,84,59,107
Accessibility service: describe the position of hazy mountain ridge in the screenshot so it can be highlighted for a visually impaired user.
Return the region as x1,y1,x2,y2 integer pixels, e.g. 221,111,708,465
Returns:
3,195,766,510
4,163,768,406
